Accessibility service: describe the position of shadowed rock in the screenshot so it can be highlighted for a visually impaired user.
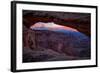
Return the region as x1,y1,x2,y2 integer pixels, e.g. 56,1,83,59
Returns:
23,25,90,62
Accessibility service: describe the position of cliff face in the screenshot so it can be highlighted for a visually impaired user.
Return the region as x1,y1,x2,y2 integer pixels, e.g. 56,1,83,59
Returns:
23,25,90,62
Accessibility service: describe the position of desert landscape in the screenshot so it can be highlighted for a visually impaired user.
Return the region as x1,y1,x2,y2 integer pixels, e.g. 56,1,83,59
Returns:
23,10,91,62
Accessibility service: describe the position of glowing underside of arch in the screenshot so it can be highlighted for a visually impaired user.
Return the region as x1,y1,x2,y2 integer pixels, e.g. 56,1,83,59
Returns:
30,22,78,32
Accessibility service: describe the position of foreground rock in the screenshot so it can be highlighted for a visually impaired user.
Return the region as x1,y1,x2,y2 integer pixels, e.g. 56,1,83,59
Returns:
23,26,90,62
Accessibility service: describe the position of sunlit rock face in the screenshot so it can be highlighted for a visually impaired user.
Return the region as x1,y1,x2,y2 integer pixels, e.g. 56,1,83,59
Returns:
23,22,90,62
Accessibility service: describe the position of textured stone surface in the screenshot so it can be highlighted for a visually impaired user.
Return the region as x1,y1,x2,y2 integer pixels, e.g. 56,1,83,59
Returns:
23,10,91,62
23,25,90,62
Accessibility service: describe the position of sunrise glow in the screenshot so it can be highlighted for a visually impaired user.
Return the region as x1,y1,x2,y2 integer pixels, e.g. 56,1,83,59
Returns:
30,22,78,32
